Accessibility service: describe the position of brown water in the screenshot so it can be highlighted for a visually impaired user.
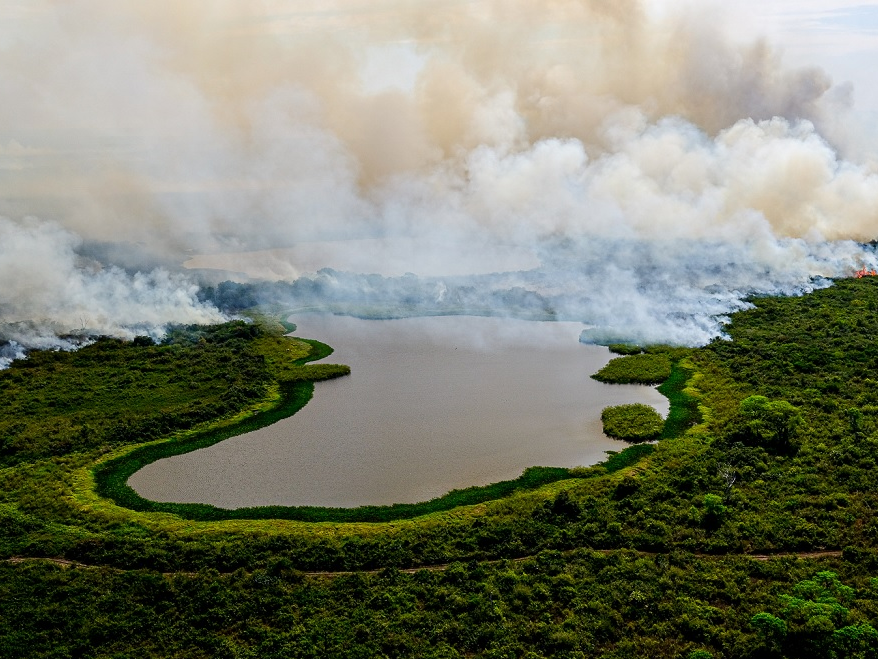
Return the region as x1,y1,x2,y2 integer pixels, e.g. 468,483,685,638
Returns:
128,315,669,508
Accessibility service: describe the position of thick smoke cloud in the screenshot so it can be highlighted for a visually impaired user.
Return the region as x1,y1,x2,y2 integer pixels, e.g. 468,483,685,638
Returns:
0,217,225,352
1,0,877,353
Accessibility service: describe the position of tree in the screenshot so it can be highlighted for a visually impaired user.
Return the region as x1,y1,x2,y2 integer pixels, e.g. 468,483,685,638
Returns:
831,624,878,659
702,494,726,529
848,407,863,441
738,395,801,451
752,572,875,659
751,612,787,656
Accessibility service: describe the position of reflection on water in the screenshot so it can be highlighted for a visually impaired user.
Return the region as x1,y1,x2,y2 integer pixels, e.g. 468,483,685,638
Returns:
129,315,669,508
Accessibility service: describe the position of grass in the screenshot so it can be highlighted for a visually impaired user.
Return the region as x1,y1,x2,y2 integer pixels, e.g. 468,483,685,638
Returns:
601,443,656,471
592,353,673,385
601,403,665,441
657,360,702,439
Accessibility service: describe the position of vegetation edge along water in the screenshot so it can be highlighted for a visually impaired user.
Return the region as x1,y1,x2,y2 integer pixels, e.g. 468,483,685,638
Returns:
92,327,695,524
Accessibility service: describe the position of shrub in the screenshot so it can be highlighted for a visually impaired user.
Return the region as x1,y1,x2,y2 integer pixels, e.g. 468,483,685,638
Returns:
601,403,664,441
688,650,713,659
734,395,802,452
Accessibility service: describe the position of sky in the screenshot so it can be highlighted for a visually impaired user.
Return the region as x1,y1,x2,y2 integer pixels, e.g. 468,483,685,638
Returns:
717,1,878,116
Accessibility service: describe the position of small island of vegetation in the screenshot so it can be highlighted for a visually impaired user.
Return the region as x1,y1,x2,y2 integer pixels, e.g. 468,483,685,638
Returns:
601,403,665,442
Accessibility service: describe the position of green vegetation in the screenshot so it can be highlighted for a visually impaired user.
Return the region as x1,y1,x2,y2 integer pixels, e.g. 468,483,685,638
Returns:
749,571,878,658
0,321,274,466
99,457,577,523
592,352,673,384
608,343,644,355
9,278,878,656
7,552,878,659
601,403,665,441
657,360,701,440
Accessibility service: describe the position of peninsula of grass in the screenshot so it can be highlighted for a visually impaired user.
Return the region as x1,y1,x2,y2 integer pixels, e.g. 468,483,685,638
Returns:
601,403,665,441
592,352,672,384
0,320,296,466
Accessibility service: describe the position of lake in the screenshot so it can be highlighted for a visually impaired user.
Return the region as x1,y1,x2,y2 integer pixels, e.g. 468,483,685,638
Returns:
128,315,669,508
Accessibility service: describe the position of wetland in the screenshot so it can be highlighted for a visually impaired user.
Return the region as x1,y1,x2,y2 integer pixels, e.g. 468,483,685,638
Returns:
129,315,668,508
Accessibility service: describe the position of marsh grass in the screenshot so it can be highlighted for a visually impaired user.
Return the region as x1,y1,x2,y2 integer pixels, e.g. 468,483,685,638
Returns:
657,361,701,439
601,403,665,441
592,353,672,384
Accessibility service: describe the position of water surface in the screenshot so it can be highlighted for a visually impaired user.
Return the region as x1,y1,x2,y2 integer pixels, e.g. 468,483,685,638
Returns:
129,315,668,508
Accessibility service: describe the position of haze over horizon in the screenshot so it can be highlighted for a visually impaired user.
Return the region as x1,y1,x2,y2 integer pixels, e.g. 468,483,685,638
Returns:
3,0,878,356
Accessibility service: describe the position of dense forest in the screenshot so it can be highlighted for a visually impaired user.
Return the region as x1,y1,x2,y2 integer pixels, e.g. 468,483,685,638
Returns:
5,278,878,657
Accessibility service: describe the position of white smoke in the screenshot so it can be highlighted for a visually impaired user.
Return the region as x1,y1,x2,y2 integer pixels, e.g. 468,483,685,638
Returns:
1,1,878,351
379,115,878,243
0,341,26,370
0,217,226,361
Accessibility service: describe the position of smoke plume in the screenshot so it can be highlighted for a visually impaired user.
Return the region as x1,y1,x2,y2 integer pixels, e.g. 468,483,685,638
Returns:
1,0,877,354
0,217,225,351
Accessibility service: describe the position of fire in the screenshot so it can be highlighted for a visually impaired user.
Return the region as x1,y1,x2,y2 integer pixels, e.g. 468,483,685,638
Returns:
855,267,877,278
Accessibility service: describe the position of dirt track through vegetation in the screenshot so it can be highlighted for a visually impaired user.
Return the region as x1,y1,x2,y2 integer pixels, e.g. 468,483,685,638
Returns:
4,548,845,578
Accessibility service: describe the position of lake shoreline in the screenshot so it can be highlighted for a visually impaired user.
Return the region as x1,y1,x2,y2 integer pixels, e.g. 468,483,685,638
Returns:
101,317,693,521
